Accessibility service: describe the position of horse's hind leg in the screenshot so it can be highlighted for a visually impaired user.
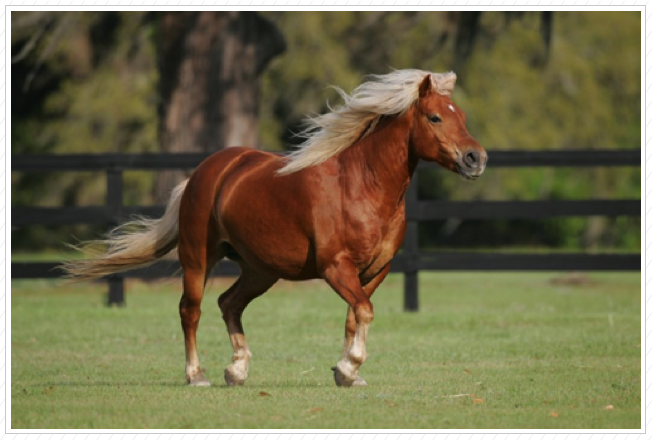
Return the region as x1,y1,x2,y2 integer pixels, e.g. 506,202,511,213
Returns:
179,269,210,386
178,238,223,386
218,265,277,386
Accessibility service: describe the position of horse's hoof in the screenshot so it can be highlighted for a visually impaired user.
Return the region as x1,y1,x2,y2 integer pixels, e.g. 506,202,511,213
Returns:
187,373,211,387
224,368,246,386
332,366,366,387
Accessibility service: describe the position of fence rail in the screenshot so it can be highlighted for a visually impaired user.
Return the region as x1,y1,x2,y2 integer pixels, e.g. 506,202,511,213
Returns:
12,149,641,170
11,149,641,310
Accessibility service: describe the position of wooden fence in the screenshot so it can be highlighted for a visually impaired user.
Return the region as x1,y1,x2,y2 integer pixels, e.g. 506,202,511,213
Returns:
12,150,641,310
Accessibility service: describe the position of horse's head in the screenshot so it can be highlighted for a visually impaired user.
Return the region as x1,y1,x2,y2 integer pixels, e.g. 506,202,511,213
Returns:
410,74,487,180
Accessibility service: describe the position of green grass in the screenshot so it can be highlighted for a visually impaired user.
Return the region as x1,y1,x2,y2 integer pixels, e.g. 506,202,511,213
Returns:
11,272,641,429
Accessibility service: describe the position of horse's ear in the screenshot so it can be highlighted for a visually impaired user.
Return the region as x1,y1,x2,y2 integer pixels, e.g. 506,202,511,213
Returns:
418,74,434,98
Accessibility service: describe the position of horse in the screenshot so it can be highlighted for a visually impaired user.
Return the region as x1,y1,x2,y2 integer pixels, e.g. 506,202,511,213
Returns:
62,69,488,387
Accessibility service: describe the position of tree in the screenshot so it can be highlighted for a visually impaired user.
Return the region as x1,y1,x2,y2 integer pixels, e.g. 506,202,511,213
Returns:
10,12,640,252
155,12,286,201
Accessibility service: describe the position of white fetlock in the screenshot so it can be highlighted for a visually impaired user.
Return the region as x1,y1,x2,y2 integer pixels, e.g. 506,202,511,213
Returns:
187,370,211,387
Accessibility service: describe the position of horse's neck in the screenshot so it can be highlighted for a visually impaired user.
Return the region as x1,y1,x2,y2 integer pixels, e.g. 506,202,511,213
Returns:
338,113,418,207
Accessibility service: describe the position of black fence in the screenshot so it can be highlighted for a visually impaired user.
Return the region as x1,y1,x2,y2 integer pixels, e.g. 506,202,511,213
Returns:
12,150,641,310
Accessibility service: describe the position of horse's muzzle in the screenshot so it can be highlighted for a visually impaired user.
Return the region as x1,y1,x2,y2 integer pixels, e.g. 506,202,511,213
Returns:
456,148,488,180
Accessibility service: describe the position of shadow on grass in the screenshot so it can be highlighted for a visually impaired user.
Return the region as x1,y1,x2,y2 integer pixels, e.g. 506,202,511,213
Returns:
27,380,339,389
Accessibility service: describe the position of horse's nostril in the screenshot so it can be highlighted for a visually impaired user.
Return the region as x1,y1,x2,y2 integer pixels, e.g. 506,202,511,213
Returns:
464,151,479,167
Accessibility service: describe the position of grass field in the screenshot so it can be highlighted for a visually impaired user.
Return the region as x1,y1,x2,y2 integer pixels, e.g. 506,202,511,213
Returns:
11,272,641,429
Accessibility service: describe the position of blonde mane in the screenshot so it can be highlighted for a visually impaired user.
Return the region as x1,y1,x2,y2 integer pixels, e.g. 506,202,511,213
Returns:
276,69,457,175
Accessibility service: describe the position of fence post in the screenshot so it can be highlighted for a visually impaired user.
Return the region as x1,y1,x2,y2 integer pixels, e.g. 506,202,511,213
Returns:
106,167,125,306
403,172,419,312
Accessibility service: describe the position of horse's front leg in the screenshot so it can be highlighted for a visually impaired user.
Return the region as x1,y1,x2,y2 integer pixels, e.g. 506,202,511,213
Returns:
339,264,391,386
323,257,377,387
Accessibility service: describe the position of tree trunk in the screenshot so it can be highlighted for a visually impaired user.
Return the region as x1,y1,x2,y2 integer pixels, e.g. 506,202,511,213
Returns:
155,11,285,201
451,11,553,75
453,12,482,75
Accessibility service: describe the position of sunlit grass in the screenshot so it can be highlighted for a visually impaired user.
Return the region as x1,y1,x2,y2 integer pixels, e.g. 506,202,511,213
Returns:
11,272,641,429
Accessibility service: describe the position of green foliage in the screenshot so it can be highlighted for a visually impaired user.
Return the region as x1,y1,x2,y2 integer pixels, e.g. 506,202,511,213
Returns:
11,11,641,252
12,12,159,248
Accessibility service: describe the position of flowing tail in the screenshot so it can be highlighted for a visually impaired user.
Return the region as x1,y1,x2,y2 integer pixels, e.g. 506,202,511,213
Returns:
61,179,188,281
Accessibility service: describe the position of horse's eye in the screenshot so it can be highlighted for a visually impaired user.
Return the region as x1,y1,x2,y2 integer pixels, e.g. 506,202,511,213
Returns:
428,115,442,123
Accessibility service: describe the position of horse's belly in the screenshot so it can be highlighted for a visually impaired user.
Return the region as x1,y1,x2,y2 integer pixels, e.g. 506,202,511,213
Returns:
218,194,319,280
224,223,319,280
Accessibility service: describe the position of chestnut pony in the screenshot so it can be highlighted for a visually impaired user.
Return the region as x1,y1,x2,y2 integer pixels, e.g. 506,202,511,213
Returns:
64,69,487,387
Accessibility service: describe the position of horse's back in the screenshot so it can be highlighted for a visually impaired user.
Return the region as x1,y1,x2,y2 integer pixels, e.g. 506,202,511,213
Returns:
191,146,281,179
185,147,286,210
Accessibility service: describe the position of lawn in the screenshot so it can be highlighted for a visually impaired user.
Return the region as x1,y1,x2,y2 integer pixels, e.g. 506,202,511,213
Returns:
10,272,641,429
